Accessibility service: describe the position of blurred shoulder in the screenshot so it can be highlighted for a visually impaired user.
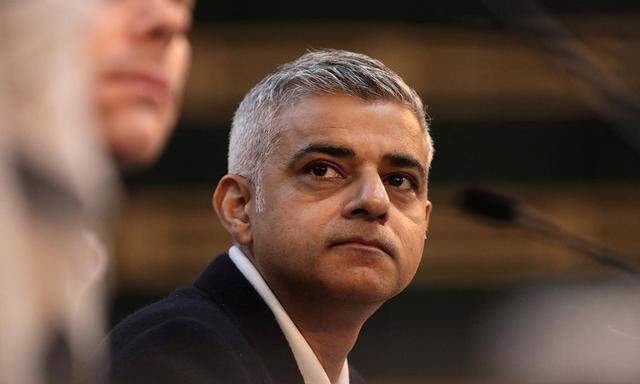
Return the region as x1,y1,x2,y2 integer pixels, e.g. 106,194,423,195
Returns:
108,286,235,354
105,286,256,383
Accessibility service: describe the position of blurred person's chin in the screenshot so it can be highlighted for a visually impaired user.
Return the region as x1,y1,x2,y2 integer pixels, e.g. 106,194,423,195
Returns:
101,108,174,169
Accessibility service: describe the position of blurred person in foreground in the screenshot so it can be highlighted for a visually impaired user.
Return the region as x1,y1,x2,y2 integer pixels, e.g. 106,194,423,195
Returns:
107,50,434,384
0,1,195,383
86,0,195,168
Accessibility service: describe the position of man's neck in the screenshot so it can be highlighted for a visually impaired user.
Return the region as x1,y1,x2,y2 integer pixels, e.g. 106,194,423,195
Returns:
275,288,381,384
237,244,380,383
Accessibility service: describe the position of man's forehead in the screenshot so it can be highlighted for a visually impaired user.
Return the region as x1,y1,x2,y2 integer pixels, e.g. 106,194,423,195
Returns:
277,94,427,156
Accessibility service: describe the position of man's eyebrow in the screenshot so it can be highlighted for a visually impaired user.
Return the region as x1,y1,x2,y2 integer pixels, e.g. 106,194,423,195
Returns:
383,153,427,181
290,144,355,164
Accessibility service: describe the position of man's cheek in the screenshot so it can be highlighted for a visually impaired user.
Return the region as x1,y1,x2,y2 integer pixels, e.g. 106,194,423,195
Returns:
167,40,191,94
397,224,426,264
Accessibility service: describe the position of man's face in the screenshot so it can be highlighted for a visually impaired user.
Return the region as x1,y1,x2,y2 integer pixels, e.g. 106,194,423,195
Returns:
86,0,195,167
249,94,432,304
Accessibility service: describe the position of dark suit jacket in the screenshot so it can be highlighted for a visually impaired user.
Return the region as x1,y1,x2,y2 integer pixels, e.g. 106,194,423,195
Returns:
107,253,366,384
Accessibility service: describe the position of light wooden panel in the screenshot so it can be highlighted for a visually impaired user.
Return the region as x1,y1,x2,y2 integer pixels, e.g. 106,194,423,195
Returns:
182,15,640,124
112,182,640,290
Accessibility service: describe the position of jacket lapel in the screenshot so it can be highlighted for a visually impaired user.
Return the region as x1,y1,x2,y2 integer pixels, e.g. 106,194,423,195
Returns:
194,253,305,384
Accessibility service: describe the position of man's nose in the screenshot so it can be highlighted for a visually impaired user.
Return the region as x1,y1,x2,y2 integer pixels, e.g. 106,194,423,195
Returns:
132,0,188,42
342,170,391,224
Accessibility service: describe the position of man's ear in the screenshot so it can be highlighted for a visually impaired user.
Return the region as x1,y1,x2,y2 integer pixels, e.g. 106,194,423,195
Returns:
213,174,253,246
424,200,433,236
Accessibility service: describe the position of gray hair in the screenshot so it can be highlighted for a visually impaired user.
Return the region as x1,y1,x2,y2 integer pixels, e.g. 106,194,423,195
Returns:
228,49,434,212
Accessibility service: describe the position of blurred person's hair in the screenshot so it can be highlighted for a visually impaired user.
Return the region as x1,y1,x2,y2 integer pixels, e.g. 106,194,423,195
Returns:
228,49,434,212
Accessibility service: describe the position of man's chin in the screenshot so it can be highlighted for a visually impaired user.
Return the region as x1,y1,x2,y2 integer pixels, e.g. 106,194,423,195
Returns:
314,267,402,305
102,111,171,169
309,247,402,302
112,144,161,170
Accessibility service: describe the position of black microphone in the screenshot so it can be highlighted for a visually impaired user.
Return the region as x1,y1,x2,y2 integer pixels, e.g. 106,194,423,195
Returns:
457,187,638,273
458,187,520,222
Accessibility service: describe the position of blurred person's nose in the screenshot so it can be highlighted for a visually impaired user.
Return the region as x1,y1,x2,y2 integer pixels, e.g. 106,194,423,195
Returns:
342,169,390,224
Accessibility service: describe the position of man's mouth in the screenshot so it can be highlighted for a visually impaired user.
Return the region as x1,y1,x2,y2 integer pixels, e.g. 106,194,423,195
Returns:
331,237,394,257
102,71,171,105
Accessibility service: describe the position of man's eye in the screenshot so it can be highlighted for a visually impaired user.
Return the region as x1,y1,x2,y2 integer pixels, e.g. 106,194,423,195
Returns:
386,175,414,190
308,163,340,178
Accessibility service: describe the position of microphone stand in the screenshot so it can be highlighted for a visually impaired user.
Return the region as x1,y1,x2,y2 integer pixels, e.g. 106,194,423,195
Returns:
516,208,638,274
458,187,638,274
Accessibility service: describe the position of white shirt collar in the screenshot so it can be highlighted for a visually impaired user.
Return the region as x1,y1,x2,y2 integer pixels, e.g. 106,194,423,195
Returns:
228,245,350,384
